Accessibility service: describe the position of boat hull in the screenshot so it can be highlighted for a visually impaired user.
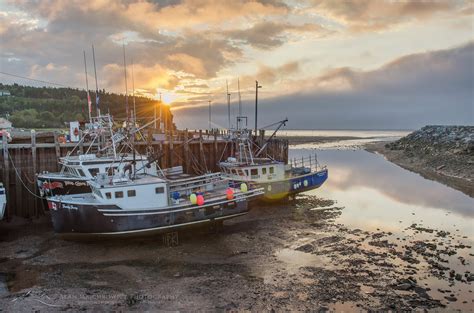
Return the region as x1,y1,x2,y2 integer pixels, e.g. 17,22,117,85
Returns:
47,196,251,237
232,169,328,201
37,175,90,197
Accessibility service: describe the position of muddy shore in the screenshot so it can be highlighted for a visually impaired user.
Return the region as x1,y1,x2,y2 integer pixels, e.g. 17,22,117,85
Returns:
1,195,472,311
365,141,474,197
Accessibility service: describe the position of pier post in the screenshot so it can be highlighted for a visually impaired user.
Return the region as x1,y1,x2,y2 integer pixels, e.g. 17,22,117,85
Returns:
79,130,84,154
199,130,207,172
184,129,190,173
53,132,61,171
169,128,174,168
31,130,39,217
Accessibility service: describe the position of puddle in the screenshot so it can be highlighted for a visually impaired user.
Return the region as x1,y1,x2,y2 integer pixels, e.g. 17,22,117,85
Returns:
0,272,14,296
275,248,332,272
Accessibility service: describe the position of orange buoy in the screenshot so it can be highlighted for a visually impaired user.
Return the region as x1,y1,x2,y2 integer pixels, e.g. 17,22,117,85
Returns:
226,188,234,200
197,194,204,206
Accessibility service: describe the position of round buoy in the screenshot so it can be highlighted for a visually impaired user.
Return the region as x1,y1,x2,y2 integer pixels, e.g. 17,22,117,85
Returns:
173,191,180,200
190,193,197,204
240,183,248,192
197,194,205,206
303,180,308,187
226,188,234,200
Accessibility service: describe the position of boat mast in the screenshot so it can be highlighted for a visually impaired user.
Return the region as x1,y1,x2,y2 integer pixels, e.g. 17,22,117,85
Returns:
131,58,136,122
208,99,212,130
92,44,101,117
83,51,92,123
254,80,262,136
122,42,129,123
226,80,231,129
237,78,242,130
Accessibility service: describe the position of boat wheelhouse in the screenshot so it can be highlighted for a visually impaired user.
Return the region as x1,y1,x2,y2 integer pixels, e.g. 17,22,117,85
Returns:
37,114,157,197
0,182,6,220
46,172,263,236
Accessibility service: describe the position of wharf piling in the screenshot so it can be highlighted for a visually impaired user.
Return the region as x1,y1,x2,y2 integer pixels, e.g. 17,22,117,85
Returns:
0,129,288,219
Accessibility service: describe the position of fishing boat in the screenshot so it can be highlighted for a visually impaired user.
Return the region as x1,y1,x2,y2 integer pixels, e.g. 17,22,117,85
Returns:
37,114,158,197
219,119,328,201
0,182,6,220
46,171,263,236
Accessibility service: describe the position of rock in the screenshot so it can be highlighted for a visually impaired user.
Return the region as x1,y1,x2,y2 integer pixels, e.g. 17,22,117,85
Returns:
395,283,413,290
444,296,457,302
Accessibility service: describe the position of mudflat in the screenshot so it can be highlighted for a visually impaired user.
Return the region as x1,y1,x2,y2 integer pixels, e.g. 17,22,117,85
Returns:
0,195,472,311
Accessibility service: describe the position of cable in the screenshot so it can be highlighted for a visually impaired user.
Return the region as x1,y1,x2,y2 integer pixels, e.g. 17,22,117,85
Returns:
7,151,46,200
0,71,70,87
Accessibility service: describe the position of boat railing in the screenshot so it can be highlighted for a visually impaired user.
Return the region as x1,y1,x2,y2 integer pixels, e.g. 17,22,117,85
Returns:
290,153,326,172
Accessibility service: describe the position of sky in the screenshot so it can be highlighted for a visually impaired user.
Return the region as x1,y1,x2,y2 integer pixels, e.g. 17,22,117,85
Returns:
0,0,473,129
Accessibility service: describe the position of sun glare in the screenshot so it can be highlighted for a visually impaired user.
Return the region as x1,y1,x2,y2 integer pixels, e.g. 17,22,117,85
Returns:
156,91,178,105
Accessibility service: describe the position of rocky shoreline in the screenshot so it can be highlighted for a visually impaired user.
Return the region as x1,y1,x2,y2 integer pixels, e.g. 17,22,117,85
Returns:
366,126,474,197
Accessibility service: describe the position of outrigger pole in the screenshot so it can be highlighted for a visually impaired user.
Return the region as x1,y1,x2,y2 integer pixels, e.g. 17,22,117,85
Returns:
255,118,288,157
92,44,101,116
83,51,92,123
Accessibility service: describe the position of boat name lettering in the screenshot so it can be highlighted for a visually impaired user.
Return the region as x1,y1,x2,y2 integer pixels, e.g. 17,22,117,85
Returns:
62,204,79,210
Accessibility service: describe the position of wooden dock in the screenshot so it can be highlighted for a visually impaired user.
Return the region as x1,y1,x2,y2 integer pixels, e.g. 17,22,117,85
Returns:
0,129,288,219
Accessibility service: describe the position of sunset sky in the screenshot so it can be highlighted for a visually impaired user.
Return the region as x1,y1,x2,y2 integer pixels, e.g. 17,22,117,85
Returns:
1,0,473,129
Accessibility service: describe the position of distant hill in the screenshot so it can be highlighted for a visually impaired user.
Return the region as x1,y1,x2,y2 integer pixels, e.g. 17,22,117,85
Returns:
0,83,173,129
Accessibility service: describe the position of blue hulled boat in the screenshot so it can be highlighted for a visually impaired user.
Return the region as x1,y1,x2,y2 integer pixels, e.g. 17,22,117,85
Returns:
219,120,328,201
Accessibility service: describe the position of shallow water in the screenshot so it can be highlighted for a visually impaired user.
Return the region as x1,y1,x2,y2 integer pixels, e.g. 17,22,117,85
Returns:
280,129,411,138
290,148,474,235
289,146,474,309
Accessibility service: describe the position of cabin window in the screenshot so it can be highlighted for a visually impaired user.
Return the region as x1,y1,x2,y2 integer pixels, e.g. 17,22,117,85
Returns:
115,191,124,198
105,192,112,199
0,190,4,195
77,169,86,177
237,169,245,176
245,170,249,176
155,187,165,194
262,168,267,175
251,169,258,176
89,168,100,177
107,167,117,176
232,169,239,175
127,190,136,197
269,167,274,174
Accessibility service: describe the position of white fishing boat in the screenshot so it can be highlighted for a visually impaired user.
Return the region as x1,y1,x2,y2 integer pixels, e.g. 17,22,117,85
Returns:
46,171,263,236
0,182,6,220
37,114,158,197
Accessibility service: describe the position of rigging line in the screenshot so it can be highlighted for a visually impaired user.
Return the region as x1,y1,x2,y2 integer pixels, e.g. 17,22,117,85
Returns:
0,71,69,87
7,151,46,200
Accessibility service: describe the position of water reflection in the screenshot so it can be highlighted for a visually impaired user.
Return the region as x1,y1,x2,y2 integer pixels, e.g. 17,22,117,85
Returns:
290,149,474,235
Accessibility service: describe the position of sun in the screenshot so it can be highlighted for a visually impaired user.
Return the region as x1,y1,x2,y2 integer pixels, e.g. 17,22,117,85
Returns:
156,91,178,105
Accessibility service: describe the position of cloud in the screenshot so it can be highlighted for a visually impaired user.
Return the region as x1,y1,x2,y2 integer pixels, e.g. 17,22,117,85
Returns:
174,41,474,129
225,21,331,49
311,0,472,32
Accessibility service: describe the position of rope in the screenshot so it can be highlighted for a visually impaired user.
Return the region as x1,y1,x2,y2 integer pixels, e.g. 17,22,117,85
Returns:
7,151,46,200
0,71,70,87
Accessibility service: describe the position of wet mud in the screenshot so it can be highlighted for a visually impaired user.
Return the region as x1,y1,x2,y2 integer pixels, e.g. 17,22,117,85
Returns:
0,195,472,311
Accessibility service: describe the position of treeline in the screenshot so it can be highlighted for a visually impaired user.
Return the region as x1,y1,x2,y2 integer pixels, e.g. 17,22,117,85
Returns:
0,83,173,129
